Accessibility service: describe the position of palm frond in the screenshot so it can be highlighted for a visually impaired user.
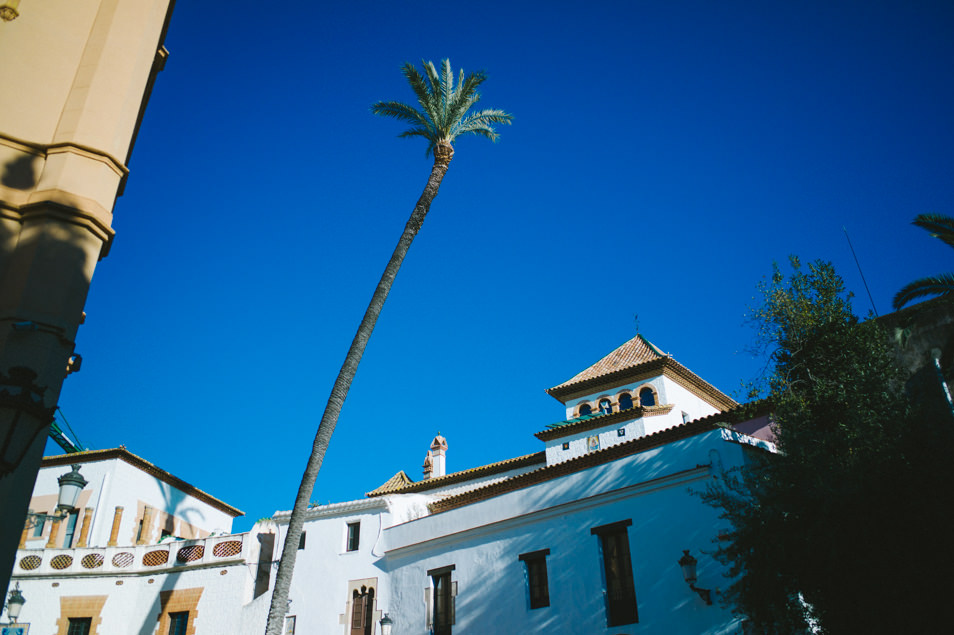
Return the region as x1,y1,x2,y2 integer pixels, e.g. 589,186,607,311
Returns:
373,59,511,155
371,101,429,127
913,213,954,249
892,273,954,309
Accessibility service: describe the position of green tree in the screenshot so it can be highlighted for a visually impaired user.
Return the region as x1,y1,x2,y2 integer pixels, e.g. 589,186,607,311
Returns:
263,60,511,635
893,213,954,309
705,258,954,634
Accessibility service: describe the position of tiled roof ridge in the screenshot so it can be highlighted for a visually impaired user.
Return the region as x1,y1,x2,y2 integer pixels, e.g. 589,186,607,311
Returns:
366,470,414,497
547,334,664,394
366,451,546,498
430,403,757,514
547,357,737,411
41,447,244,517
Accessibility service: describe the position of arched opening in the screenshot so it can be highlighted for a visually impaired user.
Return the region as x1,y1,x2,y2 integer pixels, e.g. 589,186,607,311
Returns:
578,403,592,416
599,398,613,414
351,586,375,635
618,393,633,411
638,387,656,407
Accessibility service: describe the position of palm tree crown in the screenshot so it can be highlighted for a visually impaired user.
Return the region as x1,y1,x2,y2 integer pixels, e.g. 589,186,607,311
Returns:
372,59,512,155
893,213,954,309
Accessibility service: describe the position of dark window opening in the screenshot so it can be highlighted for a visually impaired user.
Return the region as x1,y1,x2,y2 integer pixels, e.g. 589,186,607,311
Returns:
67,617,92,635
599,398,612,414
351,586,375,635
638,387,655,407
619,393,633,410
347,522,360,552
168,611,189,635
429,565,456,635
254,532,275,598
298,531,306,550
591,520,638,626
578,404,592,416
519,549,551,609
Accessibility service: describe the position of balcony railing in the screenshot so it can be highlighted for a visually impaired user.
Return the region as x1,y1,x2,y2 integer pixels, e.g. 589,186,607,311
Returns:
13,533,249,577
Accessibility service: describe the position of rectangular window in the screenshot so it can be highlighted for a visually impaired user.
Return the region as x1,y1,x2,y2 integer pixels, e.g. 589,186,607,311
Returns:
591,520,638,626
67,618,92,635
31,511,45,538
63,510,79,548
519,549,551,609
298,531,306,550
168,611,189,635
346,522,360,552
255,532,275,598
283,615,297,634
428,565,456,635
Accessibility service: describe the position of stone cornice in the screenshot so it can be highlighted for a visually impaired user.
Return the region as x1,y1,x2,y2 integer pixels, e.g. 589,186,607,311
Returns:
534,404,675,441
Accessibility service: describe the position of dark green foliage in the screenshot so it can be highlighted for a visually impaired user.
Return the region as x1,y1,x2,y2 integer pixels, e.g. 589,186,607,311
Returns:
705,258,954,634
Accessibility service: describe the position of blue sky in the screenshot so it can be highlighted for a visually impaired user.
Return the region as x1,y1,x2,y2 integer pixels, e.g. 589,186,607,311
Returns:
47,1,954,531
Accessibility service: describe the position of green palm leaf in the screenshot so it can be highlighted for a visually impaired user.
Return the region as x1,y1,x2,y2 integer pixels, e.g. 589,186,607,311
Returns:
893,274,954,310
371,58,512,156
912,213,954,249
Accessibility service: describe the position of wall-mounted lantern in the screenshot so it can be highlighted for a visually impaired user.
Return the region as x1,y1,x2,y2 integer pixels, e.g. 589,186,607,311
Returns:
22,464,87,531
678,550,713,605
379,613,393,635
4,582,25,624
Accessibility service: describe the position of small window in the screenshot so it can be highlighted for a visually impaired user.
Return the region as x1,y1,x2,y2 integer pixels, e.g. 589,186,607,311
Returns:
168,611,189,635
638,387,656,407
519,549,551,609
599,398,612,414
619,393,633,410
562,442,570,450
347,522,360,552
617,428,626,437
31,512,45,537
429,566,456,635
578,404,592,416
591,520,638,626
284,615,297,634
298,531,306,550
63,510,79,547
682,411,690,424
68,617,92,635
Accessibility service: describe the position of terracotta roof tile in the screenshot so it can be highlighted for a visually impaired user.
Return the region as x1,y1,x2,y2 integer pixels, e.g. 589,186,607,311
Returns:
548,334,664,394
366,471,414,496
366,452,546,497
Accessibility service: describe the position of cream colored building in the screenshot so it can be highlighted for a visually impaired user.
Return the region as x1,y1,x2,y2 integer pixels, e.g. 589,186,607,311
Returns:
0,0,176,595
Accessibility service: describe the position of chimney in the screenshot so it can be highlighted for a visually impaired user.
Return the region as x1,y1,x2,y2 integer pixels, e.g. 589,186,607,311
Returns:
429,433,448,478
422,451,433,480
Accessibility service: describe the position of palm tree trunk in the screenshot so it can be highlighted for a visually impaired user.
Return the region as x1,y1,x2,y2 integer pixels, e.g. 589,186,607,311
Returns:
264,143,454,635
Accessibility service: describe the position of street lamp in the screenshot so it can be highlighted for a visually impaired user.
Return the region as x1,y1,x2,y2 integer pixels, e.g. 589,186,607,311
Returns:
0,366,57,476
23,464,87,530
379,613,392,635
4,583,24,624
678,550,712,605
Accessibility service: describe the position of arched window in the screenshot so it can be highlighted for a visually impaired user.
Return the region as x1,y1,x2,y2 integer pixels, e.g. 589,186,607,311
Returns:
351,586,374,635
578,404,592,416
639,387,656,407
599,398,612,414
618,393,633,411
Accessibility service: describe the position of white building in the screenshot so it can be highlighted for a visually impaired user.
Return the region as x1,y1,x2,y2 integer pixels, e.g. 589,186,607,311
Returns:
9,335,773,634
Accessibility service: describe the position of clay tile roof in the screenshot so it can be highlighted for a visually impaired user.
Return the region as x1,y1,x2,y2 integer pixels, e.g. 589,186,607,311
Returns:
547,334,665,395
366,452,546,497
367,470,414,496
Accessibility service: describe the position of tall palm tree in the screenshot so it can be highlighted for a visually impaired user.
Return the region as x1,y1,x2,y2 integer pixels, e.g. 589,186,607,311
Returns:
893,214,954,310
264,59,511,635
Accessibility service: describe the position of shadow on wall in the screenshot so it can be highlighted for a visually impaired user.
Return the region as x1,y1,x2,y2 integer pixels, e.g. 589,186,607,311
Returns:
2,154,38,190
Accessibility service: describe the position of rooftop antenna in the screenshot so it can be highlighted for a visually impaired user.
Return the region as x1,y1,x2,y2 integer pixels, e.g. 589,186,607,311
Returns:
843,226,879,317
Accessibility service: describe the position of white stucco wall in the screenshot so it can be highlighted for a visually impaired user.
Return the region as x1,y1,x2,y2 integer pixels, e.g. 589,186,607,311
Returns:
27,458,235,549
383,430,745,635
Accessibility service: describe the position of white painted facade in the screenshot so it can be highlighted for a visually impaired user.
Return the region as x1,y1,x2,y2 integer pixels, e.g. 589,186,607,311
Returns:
9,335,762,634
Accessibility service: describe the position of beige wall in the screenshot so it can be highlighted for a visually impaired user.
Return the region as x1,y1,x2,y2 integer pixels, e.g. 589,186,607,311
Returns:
0,0,175,596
